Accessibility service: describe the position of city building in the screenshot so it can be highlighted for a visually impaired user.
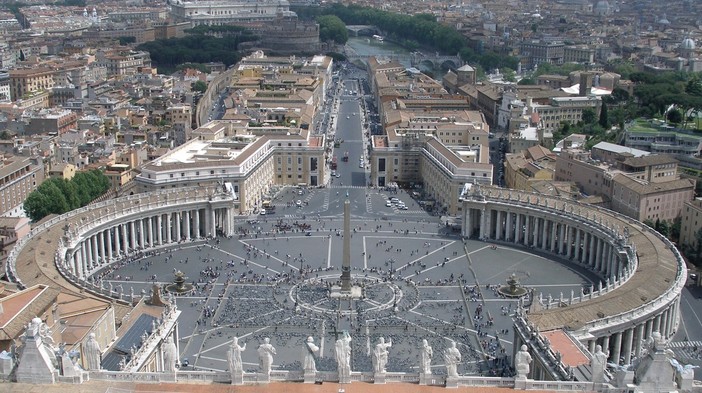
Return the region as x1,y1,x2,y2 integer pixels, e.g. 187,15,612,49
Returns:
135,120,325,213
555,142,695,221
680,198,702,253
0,155,44,217
170,0,291,25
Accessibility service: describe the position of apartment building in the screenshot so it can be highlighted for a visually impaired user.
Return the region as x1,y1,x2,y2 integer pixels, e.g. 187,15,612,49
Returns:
504,145,557,191
519,39,565,68
0,155,45,217
680,199,702,253
534,96,602,133
9,68,55,101
165,104,192,145
95,49,151,76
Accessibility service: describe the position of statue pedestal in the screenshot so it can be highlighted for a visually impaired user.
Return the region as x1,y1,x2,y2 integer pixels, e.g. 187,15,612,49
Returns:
514,376,529,390
231,371,244,385
338,373,351,385
374,372,386,384
258,372,270,383
419,372,432,385
445,375,459,388
303,370,316,384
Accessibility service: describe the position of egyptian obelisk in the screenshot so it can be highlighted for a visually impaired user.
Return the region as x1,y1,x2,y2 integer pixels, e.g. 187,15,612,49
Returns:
340,197,352,291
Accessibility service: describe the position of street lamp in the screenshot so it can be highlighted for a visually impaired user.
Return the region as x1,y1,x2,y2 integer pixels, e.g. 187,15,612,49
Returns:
387,258,396,280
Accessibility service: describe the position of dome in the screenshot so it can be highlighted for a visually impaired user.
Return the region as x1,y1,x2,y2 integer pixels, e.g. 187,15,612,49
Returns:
658,13,670,25
682,38,696,50
594,0,610,15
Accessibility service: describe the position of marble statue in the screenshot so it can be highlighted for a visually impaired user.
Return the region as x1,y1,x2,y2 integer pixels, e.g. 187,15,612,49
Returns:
591,344,608,383
420,339,433,375
257,337,276,375
515,344,533,379
443,340,461,378
228,337,246,374
372,337,392,373
162,336,178,372
335,331,352,379
84,332,102,371
302,336,319,373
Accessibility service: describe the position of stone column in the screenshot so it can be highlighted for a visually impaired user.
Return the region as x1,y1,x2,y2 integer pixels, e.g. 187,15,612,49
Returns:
550,221,557,252
595,238,603,272
645,319,653,341
574,229,582,262
130,221,136,250
157,215,163,245
184,211,191,240
121,223,129,254
211,208,217,237
166,213,173,244
98,232,105,264
495,210,502,240
479,209,486,239
195,209,201,239
81,243,89,278
74,247,83,279
588,234,596,267
611,331,622,365
653,314,662,335
541,219,548,251
634,324,645,358
91,235,99,268
107,229,113,261
623,328,634,365
175,212,181,242
602,335,610,360
515,214,521,244
566,226,574,259
139,219,145,249
558,223,566,254
532,217,539,248
524,215,531,246
505,212,512,241
147,217,154,247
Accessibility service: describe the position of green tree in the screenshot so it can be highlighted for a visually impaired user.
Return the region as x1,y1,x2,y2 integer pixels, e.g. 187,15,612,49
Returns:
317,15,348,45
191,80,207,93
118,36,136,45
599,103,610,130
667,108,683,124
581,108,596,125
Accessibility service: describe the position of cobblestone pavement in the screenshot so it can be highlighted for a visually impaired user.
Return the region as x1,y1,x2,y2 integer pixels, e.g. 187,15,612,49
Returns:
102,195,598,378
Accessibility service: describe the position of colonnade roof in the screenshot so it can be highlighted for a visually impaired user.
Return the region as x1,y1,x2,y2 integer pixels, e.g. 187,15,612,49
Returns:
11,187,226,323
473,186,682,332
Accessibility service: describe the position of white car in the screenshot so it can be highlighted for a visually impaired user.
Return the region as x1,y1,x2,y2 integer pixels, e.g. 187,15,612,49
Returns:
296,200,302,207
385,201,392,207
259,209,267,215
359,162,364,168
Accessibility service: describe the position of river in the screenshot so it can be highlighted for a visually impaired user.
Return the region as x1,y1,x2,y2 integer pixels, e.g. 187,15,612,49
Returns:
345,36,443,79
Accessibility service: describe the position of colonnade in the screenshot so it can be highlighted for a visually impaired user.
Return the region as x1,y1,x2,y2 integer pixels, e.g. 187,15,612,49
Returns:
63,205,235,279
462,197,683,366
465,208,626,280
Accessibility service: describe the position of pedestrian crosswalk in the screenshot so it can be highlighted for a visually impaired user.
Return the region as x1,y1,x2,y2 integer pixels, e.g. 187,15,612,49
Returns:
668,341,702,348
327,185,366,189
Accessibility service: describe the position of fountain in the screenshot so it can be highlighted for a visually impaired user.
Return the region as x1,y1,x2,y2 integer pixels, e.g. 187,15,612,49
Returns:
164,270,194,295
497,273,529,298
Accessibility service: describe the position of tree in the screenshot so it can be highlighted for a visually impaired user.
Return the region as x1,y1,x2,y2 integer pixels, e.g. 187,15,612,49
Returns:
667,108,683,124
191,80,207,93
581,108,596,125
317,15,348,45
599,103,610,130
